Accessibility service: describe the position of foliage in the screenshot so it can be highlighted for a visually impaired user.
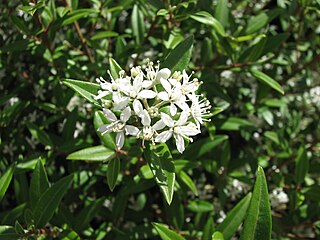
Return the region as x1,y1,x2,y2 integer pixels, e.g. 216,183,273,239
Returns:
1,0,319,239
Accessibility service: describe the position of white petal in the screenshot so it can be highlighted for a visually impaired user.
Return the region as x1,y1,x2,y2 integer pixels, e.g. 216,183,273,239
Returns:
160,78,172,93
157,91,169,101
174,133,185,153
177,111,189,126
138,90,157,99
133,99,144,117
176,100,190,112
179,124,200,136
120,106,131,122
161,113,174,128
153,120,166,131
170,103,177,116
113,97,129,110
103,109,117,122
116,131,125,149
100,82,112,91
155,130,173,143
94,91,109,100
133,73,143,92
156,68,171,80
98,124,113,134
141,109,151,126
125,125,139,136
182,70,189,85
142,80,153,88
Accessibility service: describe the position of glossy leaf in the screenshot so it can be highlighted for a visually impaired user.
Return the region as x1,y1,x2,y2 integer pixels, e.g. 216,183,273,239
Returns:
212,231,224,240
187,200,213,213
67,145,115,162
191,11,225,36
0,226,19,239
162,36,194,73
249,68,284,95
145,143,175,205
91,31,119,40
152,222,185,240
107,157,120,191
240,167,271,240
217,193,252,240
178,170,198,196
63,79,100,105
214,0,229,27
131,5,145,45
109,58,122,80
34,174,73,228
27,122,53,147
295,147,309,184
0,165,15,202
29,160,49,210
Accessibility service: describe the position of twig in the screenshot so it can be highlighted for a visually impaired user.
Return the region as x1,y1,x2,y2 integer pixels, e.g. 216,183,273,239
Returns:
64,0,94,64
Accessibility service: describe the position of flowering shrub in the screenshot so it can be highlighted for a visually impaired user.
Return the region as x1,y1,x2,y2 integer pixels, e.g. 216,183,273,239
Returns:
0,0,319,240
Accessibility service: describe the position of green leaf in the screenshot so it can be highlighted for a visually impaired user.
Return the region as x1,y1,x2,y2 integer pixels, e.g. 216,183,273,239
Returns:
131,5,145,45
240,167,271,240
0,226,20,239
63,79,100,105
250,68,284,95
190,11,225,36
67,145,115,162
214,0,229,27
152,222,186,240
93,110,116,150
162,36,194,72
264,131,280,145
10,16,29,34
27,122,53,147
14,221,24,236
107,157,120,191
61,9,98,26
62,108,78,140
217,193,252,240
109,58,123,80
0,165,15,202
91,31,119,40
178,171,198,196
145,143,175,205
34,174,73,228
29,160,50,210
245,8,283,34
212,231,224,240
240,36,267,62
187,200,213,213
295,147,309,184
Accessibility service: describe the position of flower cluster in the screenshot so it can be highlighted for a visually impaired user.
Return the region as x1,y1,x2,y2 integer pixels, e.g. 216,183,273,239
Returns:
95,61,211,153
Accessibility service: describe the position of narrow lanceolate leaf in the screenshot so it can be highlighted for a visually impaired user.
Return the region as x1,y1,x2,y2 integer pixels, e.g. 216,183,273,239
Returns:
0,165,15,202
131,5,145,45
162,36,194,73
217,193,252,240
34,174,73,228
29,160,49,210
240,167,271,240
190,11,225,36
63,79,100,105
214,0,229,28
178,171,198,196
94,110,116,150
152,222,186,240
107,157,120,191
91,31,119,40
0,226,20,239
249,68,284,95
109,58,122,80
145,143,175,205
67,145,115,162
295,147,309,184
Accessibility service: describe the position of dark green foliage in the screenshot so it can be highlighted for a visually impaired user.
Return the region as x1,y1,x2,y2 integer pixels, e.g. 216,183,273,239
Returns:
0,0,319,239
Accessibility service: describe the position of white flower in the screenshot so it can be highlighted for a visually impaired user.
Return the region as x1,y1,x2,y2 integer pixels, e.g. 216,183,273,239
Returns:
155,112,200,153
98,107,139,149
121,73,157,99
157,78,189,115
189,94,212,127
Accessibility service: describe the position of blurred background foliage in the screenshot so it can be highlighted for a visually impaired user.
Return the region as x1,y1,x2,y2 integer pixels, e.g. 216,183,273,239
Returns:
0,0,319,239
